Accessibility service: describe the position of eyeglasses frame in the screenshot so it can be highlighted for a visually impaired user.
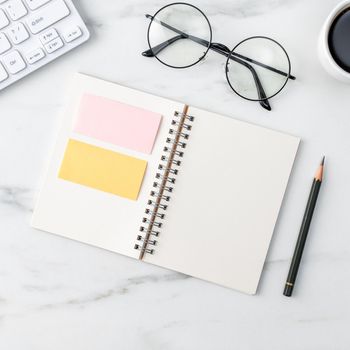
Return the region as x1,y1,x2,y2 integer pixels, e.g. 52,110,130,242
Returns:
142,2,296,111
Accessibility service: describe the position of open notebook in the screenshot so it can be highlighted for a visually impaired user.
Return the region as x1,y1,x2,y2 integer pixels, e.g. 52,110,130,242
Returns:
32,73,300,295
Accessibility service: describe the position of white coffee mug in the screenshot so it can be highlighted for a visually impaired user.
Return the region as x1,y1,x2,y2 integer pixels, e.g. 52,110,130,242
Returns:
318,0,350,82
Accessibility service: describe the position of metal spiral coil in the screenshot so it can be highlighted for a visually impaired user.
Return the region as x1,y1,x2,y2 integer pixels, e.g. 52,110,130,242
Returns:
134,107,194,259
158,164,178,175
171,119,192,130
153,182,173,192
169,129,189,139
166,138,186,148
155,172,176,183
174,110,195,121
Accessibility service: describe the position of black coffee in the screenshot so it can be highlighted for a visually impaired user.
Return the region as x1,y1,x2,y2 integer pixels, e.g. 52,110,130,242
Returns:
328,8,350,73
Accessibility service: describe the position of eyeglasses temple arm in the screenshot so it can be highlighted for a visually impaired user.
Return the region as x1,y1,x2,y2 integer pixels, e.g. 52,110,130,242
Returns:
144,14,210,47
225,49,295,80
210,43,271,110
142,34,188,57
226,55,272,111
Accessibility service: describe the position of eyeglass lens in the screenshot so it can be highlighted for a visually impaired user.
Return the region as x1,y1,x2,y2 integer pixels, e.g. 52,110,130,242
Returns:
148,3,211,68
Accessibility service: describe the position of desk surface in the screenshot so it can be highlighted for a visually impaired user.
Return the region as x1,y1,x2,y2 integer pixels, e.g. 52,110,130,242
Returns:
1,0,349,349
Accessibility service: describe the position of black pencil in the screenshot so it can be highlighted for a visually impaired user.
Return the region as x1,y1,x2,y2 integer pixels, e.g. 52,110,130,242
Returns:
283,157,325,297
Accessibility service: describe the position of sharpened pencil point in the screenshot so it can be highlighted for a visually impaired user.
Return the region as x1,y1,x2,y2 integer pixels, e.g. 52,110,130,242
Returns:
315,157,325,181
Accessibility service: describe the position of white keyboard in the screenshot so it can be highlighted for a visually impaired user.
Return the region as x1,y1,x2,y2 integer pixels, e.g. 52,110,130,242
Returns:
0,0,89,91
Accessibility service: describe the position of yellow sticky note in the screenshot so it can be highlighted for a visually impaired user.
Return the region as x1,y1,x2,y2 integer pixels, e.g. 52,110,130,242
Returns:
59,139,147,200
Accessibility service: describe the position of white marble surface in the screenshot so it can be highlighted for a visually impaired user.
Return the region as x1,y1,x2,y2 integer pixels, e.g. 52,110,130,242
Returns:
1,0,350,349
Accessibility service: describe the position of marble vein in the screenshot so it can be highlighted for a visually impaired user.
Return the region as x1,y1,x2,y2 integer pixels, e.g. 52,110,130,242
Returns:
0,186,33,212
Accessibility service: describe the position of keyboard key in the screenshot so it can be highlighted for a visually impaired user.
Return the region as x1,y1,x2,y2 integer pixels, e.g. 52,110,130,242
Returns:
63,26,82,43
0,32,11,54
0,9,10,29
26,47,45,64
39,27,58,44
4,0,28,21
7,22,29,44
26,0,70,34
44,36,63,53
24,0,51,10
0,62,8,82
2,50,26,73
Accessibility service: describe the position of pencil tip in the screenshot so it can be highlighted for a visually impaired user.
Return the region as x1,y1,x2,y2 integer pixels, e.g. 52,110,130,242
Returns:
315,156,325,181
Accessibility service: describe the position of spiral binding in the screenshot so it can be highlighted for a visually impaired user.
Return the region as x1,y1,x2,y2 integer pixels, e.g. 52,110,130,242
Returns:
134,105,194,260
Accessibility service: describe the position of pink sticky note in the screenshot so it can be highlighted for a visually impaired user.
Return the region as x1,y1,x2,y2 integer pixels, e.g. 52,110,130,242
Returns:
74,94,162,154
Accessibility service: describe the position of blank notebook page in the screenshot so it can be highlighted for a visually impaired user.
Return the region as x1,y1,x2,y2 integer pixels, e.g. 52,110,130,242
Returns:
145,106,300,294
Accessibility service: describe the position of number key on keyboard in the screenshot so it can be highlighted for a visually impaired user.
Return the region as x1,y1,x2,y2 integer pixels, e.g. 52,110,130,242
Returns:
4,0,28,21
2,50,26,74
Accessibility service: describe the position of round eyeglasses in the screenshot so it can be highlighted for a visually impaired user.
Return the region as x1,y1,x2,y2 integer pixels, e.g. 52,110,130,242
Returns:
142,2,296,111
